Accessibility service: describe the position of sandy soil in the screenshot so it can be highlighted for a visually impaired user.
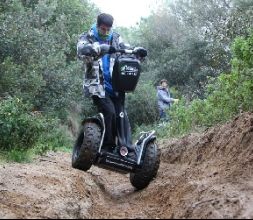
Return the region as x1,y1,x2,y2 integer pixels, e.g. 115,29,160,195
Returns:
0,112,253,219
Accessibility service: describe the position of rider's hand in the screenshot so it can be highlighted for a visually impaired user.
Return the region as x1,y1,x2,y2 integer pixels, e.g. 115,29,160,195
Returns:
134,47,148,57
79,44,98,57
108,46,116,54
92,42,101,55
99,44,116,55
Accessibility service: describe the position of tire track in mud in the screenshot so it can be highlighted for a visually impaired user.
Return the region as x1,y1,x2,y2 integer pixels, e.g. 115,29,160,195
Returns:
0,112,253,219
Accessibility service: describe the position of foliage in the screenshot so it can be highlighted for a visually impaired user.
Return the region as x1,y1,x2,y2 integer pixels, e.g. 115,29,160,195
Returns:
0,0,98,119
0,97,71,152
128,0,252,133
0,97,46,150
0,0,252,161
0,0,98,161
129,0,252,100
126,81,159,128
160,32,253,136
0,97,72,161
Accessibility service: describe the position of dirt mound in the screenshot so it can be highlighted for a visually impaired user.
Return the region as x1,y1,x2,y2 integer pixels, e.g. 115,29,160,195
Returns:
0,112,253,219
156,111,253,218
0,152,96,219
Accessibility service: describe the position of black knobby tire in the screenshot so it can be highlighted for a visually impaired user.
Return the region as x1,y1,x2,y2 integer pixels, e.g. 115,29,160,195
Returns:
72,122,102,171
130,142,161,190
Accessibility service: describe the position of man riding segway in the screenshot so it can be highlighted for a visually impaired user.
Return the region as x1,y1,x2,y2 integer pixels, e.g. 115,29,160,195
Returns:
77,13,147,160
73,13,160,190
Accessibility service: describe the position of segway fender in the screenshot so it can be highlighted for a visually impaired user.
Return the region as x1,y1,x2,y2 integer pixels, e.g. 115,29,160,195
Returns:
136,131,156,165
82,113,105,154
82,114,104,130
146,135,156,144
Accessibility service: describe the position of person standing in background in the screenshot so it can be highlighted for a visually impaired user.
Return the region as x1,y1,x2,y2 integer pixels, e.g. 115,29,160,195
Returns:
157,79,179,121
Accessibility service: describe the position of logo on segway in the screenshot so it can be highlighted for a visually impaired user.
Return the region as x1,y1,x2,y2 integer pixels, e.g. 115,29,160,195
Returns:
119,112,124,118
120,65,138,76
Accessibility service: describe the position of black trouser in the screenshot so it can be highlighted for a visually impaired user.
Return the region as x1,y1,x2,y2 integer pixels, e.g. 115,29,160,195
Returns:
92,93,133,150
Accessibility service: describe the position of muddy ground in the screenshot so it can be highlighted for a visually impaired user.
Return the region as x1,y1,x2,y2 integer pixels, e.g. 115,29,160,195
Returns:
0,112,253,219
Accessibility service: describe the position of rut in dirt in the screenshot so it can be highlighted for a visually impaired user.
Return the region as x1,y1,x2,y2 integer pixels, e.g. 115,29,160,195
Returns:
0,112,253,219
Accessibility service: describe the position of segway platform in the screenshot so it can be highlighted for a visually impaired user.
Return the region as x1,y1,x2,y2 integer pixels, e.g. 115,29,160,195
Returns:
96,151,139,174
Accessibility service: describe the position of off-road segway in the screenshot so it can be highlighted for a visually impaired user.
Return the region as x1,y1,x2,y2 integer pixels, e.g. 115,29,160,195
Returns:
72,47,160,190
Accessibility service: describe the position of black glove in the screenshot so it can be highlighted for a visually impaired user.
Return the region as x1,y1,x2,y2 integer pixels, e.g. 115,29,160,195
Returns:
108,46,116,54
134,47,148,57
80,45,97,56
98,44,116,55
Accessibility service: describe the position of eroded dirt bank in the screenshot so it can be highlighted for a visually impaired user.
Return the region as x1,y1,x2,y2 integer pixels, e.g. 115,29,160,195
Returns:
0,112,253,219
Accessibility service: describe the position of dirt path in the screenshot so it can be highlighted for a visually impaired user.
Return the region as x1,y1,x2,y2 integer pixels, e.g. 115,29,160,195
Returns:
0,112,253,219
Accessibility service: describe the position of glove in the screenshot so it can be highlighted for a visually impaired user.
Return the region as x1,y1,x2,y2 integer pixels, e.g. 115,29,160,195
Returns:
134,47,148,57
108,46,116,54
92,42,101,55
119,42,131,49
79,44,98,56
99,44,116,55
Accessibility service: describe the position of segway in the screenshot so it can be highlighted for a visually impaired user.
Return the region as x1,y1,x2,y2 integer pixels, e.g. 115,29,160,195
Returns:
72,48,160,190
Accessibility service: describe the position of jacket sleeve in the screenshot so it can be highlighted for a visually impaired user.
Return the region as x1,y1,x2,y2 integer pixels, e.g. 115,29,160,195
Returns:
77,33,90,57
158,90,173,103
76,32,102,62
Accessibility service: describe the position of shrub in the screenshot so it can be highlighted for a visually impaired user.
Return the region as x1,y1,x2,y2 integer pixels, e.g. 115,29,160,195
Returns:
0,97,47,150
164,31,253,136
126,82,159,128
0,97,72,155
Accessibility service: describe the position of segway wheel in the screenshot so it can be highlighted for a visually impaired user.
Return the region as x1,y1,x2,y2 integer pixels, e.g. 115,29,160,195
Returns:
130,142,161,190
72,122,101,171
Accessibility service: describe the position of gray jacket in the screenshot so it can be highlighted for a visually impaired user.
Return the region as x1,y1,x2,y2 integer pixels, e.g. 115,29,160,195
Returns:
157,86,173,111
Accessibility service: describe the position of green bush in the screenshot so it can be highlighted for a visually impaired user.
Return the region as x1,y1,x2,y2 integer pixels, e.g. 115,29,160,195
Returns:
5,148,34,163
163,31,253,136
34,124,72,156
0,97,47,150
126,82,159,128
0,97,72,156
0,0,98,122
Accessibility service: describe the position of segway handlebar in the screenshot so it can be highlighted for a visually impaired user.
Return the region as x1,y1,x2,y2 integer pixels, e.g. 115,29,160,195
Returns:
99,44,147,57
115,47,148,58
115,49,135,54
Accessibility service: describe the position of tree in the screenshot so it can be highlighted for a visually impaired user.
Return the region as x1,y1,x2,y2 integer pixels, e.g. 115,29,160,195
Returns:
0,0,98,119
129,0,252,101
